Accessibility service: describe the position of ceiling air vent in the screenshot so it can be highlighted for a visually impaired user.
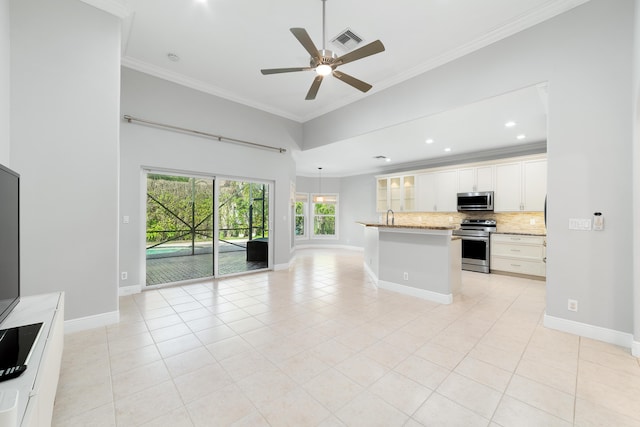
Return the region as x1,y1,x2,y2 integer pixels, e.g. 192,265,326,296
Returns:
331,28,364,51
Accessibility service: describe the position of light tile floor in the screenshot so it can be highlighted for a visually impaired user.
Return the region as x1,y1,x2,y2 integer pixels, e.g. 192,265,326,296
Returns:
53,248,640,426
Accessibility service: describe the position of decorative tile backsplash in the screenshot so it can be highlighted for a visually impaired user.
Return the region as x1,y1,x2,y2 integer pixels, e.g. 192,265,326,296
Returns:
389,211,546,234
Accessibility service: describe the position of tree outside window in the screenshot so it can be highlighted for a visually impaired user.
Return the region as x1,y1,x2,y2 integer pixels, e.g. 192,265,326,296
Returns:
312,194,338,238
295,193,308,239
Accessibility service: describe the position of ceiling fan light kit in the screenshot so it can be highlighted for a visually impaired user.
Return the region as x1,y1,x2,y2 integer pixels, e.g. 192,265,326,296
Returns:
260,0,385,100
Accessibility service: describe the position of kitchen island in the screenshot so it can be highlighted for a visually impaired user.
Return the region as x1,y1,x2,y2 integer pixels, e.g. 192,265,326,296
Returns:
360,223,461,304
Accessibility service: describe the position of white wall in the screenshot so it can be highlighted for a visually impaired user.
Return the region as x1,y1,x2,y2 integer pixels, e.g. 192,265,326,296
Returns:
0,0,9,165
120,68,300,288
10,0,120,321
304,0,635,336
634,0,640,352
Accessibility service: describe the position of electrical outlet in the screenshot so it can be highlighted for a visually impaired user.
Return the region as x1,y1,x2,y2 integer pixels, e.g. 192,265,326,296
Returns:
123,215,130,224
403,272,409,281
121,272,128,280
530,218,536,225
449,216,453,223
568,299,578,312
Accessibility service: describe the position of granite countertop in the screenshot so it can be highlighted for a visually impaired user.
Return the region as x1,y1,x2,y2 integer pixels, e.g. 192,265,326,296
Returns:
493,231,546,236
357,222,456,230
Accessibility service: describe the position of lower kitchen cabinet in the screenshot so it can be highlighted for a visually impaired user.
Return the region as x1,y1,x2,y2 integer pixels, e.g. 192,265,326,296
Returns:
491,234,546,278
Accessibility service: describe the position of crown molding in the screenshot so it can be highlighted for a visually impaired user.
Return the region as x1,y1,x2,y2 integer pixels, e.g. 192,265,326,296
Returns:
80,0,131,18
121,56,304,123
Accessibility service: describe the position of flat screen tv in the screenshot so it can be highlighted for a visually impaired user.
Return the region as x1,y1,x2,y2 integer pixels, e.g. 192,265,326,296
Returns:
0,163,19,326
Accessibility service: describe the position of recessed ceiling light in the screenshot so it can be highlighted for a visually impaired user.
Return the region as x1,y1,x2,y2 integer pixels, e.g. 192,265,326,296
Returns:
444,148,451,152
505,121,516,128
167,53,180,62
425,139,434,144
516,134,526,140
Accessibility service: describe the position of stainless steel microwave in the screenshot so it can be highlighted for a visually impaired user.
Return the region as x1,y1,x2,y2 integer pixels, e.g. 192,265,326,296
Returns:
457,191,494,212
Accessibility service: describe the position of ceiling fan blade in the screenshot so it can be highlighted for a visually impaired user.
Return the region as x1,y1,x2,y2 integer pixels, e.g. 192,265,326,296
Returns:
334,40,385,66
261,67,312,75
290,28,321,62
306,75,323,100
332,70,372,93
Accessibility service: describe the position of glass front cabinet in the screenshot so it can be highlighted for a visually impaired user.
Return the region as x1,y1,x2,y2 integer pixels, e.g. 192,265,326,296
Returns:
376,175,416,212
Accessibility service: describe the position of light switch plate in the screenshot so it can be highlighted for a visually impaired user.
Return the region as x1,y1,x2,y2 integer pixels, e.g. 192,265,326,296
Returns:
569,218,591,231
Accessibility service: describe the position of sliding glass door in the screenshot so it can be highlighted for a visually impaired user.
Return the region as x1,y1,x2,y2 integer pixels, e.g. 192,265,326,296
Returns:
217,179,269,275
145,173,270,285
145,174,214,285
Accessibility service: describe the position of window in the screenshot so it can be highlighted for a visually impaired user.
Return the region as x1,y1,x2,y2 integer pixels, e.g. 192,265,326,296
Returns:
311,194,338,238
295,193,308,239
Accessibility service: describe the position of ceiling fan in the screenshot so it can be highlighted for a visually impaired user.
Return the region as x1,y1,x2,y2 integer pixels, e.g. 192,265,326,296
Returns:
260,0,385,100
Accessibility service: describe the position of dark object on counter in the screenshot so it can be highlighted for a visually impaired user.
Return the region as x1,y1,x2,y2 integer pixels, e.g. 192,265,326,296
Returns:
0,322,43,382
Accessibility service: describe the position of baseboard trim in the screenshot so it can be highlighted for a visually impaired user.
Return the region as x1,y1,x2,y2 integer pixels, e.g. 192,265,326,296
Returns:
64,310,120,334
119,284,142,296
295,244,363,251
632,340,640,357
543,314,634,349
363,262,377,282
378,280,453,305
273,260,292,271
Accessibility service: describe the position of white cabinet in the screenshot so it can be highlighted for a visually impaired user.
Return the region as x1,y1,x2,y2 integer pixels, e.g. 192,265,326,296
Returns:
523,160,547,211
376,175,416,212
491,234,546,278
417,170,457,212
494,162,522,211
0,293,64,427
494,159,546,212
458,166,494,193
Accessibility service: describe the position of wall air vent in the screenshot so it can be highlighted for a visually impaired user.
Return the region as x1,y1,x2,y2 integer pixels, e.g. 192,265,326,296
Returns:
331,28,364,51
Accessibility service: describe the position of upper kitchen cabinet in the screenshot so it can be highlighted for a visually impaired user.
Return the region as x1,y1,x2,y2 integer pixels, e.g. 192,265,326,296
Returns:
494,159,547,211
376,175,416,212
458,165,494,193
417,170,458,212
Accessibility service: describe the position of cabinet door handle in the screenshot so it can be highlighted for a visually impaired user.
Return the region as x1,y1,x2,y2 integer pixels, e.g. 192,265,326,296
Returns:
510,249,521,252
510,237,521,241
511,263,521,267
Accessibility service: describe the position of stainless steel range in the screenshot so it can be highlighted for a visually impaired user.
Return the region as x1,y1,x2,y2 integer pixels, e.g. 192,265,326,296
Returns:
453,219,497,273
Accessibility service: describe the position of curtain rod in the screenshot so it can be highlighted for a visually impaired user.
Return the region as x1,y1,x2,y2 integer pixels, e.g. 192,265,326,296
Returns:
123,115,287,154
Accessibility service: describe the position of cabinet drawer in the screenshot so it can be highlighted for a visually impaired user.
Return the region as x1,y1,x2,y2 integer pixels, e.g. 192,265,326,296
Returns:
492,243,543,259
491,256,546,277
491,234,545,245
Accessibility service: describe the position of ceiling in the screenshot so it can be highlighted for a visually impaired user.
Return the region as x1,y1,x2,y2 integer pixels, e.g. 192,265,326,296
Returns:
116,0,586,176
294,84,549,176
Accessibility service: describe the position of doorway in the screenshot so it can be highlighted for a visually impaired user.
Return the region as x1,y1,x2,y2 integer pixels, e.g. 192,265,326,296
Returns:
145,172,270,286
217,179,269,275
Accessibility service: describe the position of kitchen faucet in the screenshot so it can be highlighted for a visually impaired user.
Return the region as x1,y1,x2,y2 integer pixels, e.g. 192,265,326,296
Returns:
386,209,395,225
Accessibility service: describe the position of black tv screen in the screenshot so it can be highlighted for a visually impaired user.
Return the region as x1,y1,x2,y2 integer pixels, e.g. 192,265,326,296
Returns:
0,163,19,326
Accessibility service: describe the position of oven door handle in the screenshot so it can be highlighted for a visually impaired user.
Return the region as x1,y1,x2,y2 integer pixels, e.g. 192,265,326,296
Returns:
460,236,489,241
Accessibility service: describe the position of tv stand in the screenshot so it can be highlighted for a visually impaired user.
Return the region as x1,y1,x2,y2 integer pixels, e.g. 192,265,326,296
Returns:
0,293,64,426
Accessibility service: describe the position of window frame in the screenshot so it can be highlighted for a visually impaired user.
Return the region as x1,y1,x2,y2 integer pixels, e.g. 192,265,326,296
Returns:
310,193,339,240
294,193,309,240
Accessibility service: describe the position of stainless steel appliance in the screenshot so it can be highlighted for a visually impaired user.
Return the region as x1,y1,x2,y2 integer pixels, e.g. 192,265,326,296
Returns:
453,219,497,273
457,191,494,212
